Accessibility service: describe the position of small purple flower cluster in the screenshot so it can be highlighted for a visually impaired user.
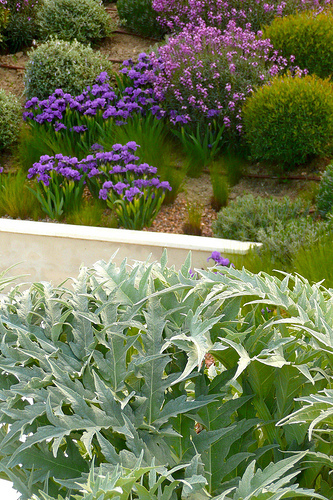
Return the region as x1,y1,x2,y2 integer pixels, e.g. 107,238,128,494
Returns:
2,0,39,13
27,154,83,186
99,172,171,203
207,251,232,267
261,307,272,315
94,143,171,200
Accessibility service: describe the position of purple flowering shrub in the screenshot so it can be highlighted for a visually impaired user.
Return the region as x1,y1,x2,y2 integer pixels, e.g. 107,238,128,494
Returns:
27,141,172,228
153,0,332,33
148,21,302,143
2,0,41,52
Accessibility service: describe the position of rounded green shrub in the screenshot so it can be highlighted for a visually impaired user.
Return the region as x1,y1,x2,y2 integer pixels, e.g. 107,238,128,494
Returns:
117,0,167,38
24,38,113,100
37,0,113,45
243,74,333,168
0,89,21,149
263,9,333,79
316,163,333,217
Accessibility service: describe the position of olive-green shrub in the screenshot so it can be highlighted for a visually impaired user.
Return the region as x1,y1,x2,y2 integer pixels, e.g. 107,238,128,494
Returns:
117,0,167,38
24,38,113,100
263,9,333,79
316,163,333,217
37,0,113,45
243,74,333,168
0,89,21,149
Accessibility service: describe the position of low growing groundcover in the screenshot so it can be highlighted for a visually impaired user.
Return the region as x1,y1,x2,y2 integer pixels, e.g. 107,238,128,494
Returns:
0,253,333,499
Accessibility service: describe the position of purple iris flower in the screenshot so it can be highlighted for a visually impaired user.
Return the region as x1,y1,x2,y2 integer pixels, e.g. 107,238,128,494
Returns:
54,122,67,132
123,186,143,202
70,125,88,133
207,251,231,267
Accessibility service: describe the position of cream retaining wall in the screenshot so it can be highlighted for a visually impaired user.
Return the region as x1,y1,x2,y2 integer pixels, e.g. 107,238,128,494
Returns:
0,219,260,287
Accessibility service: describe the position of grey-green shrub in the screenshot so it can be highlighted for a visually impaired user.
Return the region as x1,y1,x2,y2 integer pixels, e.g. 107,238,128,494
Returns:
316,163,333,217
37,0,113,45
257,217,332,263
117,0,167,38
213,194,332,264
24,38,113,100
263,9,333,79
243,74,333,168
0,89,21,149
212,194,309,242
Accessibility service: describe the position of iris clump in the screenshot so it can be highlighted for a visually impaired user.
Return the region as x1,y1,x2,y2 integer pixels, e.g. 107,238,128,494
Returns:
27,141,171,229
22,61,164,164
97,144,172,230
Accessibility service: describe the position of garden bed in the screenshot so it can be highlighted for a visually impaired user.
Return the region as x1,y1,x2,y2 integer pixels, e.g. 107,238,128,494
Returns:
0,3,329,238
